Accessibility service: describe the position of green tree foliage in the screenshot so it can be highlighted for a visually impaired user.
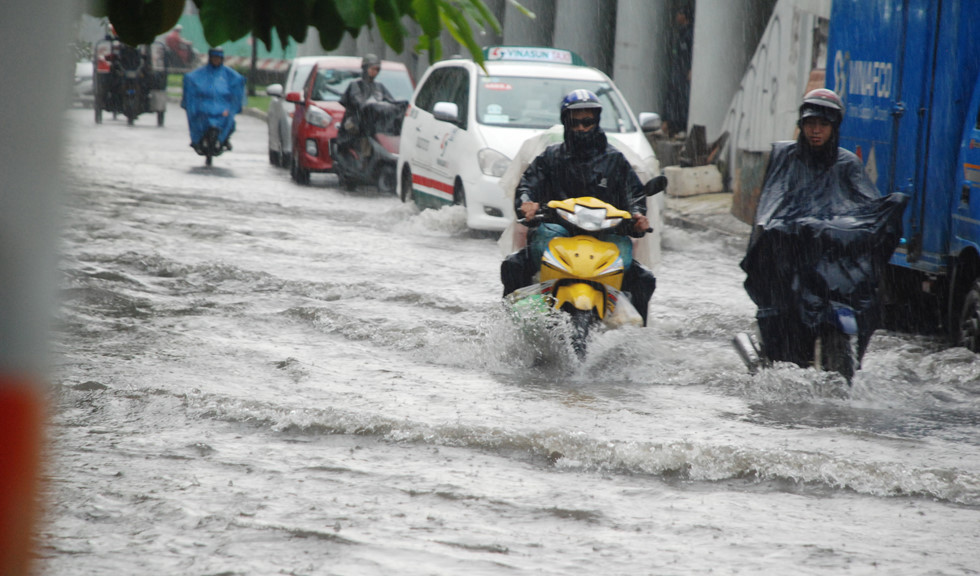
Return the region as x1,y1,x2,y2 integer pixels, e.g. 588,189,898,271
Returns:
87,0,516,66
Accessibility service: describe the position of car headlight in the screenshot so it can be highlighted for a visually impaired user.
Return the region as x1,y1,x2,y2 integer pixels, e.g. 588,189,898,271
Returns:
305,106,331,128
477,148,511,177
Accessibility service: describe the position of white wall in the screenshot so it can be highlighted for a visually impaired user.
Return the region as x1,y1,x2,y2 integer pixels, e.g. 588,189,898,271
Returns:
720,0,830,153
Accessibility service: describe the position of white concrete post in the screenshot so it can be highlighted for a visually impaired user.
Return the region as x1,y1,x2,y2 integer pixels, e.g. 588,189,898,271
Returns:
503,0,555,47
553,0,616,73
612,0,670,117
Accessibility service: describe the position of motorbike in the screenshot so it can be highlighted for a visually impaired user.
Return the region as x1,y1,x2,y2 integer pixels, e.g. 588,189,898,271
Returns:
330,100,408,194
507,177,667,357
193,126,227,167
734,193,908,383
92,39,168,126
181,63,245,167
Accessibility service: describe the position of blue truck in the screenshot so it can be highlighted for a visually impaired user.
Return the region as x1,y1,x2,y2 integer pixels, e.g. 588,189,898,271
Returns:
825,0,980,349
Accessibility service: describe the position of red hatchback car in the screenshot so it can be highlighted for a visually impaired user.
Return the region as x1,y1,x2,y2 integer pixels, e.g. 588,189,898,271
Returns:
286,56,415,185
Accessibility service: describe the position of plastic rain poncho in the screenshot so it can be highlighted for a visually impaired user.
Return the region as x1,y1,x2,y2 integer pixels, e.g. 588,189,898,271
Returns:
740,140,908,364
181,63,245,146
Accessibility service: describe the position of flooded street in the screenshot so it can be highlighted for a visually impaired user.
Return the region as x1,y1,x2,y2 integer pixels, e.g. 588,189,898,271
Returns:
39,107,980,575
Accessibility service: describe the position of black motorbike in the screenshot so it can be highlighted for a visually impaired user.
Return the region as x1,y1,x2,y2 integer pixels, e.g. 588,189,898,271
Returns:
93,39,168,126
194,127,226,167
330,100,408,194
735,193,908,383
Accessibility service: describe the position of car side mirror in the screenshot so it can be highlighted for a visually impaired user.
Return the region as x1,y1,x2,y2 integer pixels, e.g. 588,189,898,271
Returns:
265,83,283,98
433,101,459,124
285,91,303,104
644,174,668,196
638,112,662,132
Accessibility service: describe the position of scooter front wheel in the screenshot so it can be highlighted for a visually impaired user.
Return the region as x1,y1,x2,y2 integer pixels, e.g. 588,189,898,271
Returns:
815,327,856,383
568,308,593,359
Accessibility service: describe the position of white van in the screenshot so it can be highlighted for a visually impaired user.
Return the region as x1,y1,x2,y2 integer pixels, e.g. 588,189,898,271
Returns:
396,47,662,233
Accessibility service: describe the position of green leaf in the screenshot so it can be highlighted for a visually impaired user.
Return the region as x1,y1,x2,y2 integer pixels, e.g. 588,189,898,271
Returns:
103,0,185,46
412,0,440,37
271,0,312,46
374,0,404,52
439,1,483,67
506,0,535,19
198,0,253,46
467,0,501,33
334,0,372,28
311,0,348,51
395,0,415,16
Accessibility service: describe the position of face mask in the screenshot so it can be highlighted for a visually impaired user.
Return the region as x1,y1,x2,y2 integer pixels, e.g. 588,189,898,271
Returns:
565,123,605,156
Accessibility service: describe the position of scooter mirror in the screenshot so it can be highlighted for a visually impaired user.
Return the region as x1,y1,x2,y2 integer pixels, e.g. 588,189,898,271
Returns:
644,174,668,196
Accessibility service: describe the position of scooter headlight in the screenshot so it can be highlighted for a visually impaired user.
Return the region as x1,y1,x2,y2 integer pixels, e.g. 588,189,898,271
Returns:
558,205,623,232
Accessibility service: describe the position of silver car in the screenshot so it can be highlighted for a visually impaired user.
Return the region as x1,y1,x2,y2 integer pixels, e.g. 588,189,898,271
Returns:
265,56,321,167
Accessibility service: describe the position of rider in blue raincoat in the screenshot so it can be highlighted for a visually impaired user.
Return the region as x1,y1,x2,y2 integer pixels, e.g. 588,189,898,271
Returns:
181,47,245,152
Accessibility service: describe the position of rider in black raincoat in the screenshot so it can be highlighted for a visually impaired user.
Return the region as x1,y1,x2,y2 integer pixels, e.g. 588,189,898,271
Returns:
501,89,658,324
739,89,907,370
337,53,400,155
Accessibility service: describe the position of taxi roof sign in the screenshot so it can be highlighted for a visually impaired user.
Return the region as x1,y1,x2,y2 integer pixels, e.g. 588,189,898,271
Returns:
483,46,587,66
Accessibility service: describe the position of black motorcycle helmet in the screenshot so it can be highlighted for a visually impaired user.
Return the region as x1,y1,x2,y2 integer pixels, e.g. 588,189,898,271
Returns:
797,88,844,164
361,53,381,74
798,88,844,127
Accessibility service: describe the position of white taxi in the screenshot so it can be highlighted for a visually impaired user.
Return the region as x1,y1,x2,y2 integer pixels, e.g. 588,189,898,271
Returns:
396,46,661,233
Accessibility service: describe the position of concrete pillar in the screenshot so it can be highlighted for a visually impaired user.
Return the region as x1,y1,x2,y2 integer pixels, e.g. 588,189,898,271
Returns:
356,27,387,59
503,0,555,47
476,0,506,48
689,0,775,140
612,0,670,116
553,0,616,73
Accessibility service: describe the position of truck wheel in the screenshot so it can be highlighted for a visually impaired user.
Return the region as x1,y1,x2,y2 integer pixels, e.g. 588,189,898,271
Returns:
957,280,980,352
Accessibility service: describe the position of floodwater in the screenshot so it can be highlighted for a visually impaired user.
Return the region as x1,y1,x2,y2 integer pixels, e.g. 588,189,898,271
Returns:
38,107,980,575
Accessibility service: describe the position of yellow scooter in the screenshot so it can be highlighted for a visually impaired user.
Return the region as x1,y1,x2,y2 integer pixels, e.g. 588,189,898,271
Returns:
506,196,645,356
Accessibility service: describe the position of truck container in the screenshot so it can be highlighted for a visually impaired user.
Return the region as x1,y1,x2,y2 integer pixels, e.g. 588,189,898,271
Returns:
826,0,980,348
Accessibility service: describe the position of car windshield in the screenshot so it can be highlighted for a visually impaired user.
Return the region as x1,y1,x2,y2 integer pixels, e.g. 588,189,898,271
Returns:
476,76,636,132
312,68,414,102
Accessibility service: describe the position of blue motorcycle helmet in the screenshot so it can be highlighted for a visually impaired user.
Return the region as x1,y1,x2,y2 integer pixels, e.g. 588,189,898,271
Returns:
560,89,602,127
207,47,224,66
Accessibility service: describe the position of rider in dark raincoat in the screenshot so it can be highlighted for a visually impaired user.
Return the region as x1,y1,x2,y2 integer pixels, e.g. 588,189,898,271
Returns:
501,89,658,324
181,47,245,152
739,88,907,370
336,54,400,156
